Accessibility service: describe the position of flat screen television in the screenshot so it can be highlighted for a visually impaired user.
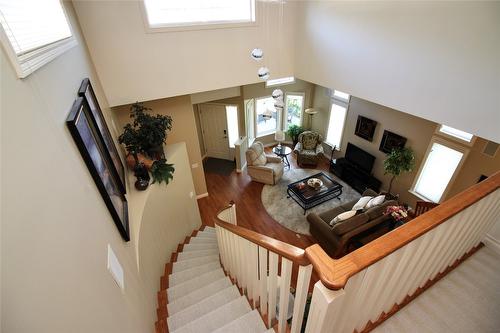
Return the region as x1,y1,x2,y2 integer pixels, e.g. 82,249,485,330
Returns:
345,143,375,174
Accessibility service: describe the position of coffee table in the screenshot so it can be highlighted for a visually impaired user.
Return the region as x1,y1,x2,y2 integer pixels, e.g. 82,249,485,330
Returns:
287,172,343,214
272,145,292,169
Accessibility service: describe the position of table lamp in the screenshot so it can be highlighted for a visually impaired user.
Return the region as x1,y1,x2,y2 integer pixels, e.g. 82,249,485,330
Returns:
275,130,285,149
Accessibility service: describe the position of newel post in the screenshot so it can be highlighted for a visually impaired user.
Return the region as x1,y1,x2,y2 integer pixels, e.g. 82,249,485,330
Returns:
305,281,346,333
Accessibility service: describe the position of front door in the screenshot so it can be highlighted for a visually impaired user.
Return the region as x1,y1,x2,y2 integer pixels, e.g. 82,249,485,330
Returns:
199,104,231,160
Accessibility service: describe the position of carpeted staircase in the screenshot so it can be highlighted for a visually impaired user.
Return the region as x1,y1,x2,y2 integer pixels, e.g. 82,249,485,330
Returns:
155,226,273,333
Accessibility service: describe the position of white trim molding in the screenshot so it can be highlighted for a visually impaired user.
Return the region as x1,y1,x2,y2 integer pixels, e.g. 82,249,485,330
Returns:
483,234,500,254
236,162,247,173
196,192,209,200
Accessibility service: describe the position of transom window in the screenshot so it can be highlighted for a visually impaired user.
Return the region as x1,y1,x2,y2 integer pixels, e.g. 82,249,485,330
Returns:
143,0,256,28
0,0,76,78
438,125,474,143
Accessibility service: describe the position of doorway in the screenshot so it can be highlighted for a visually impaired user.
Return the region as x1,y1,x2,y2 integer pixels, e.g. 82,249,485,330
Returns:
199,103,239,161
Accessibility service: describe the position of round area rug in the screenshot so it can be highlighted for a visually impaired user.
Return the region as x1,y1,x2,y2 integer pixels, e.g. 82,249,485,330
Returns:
261,169,361,235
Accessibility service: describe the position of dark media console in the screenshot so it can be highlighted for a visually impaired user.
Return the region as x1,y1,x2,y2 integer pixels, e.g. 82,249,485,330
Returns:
330,143,381,194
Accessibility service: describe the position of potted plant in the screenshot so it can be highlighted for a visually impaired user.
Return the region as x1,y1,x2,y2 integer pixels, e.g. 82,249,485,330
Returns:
383,147,415,197
119,102,173,161
118,102,175,190
286,125,305,148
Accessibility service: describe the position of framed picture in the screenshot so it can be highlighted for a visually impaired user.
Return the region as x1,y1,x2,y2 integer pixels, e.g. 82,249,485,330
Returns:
78,78,126,194
355,116,377,141
379,130,407,154
67,97,130,241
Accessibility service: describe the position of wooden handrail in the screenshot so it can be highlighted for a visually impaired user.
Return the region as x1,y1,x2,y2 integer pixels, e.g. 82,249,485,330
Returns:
306,170,500,290
214,210,310,266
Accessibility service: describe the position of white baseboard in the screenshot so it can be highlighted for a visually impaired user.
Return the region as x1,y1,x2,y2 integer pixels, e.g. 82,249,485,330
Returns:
483,234,500,254
196,192,209,200
236,162,247,173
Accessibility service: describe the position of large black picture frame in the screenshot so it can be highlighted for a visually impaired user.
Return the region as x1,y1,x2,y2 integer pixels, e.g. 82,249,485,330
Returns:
67,97,130,241
78,78,126,194
379,130,407,154
355,115,377,141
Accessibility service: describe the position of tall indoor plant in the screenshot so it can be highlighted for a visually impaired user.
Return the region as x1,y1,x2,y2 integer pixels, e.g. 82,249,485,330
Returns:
287,125,305,147
383,147,415,195
118,102,175,189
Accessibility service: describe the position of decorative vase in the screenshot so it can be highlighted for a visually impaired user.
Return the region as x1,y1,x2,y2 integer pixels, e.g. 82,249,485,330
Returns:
126,153,154,171
133,163,150,191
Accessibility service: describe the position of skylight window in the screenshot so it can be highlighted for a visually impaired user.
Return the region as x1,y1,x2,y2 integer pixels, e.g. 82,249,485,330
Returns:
439,125,474,143
266,76,295,87
0,0,76,78
143,0,256,28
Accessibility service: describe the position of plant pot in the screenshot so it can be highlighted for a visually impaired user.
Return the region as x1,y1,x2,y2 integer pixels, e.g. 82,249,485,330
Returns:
133,163,150,191
126,153,154,171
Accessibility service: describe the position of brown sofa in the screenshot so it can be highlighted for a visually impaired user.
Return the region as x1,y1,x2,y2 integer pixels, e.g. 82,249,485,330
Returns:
306,189,397,258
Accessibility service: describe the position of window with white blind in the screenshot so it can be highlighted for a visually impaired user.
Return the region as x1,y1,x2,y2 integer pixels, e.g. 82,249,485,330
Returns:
325,90,350,150
0,0,76,78
143,0,256,29
412,140,466,203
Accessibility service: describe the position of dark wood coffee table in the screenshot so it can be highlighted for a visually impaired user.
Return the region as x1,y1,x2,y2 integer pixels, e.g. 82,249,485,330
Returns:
287,172,343,214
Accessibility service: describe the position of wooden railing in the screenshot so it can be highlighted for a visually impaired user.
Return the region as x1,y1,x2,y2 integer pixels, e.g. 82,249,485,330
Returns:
215,171,500,333
304,172,500,332
215,204,312,333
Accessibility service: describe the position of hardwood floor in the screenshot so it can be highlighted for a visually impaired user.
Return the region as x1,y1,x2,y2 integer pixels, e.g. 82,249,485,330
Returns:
197,146,330,249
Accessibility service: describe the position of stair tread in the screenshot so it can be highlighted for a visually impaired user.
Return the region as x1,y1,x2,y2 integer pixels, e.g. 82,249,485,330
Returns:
172,255,219,273
176,249,219,261
167,285,241,331
168,277,232,315
182,242,218,252
212,309,268,333
195,231,216,238
167,268,225,301
169,262,221,287
171,296,252,333
189,237,217,245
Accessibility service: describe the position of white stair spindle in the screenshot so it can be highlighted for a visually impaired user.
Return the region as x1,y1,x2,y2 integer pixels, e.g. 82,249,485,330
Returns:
290,264,312,333
258,246,268,316
278,257,292,333
268,251,279,328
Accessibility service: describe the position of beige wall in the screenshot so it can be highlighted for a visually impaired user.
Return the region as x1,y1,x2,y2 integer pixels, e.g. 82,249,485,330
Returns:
294,1,500,143
312,92,438,208
113,95,208,195
1,3,202,332
73,0,297,107
446,138,500,198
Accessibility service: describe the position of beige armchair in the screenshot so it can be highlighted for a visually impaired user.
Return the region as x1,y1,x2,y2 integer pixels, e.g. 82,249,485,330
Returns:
294,131,324,166
245,141,284,185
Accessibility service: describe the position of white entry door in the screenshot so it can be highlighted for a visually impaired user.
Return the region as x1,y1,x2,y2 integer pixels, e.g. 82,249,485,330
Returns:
199,104,231,160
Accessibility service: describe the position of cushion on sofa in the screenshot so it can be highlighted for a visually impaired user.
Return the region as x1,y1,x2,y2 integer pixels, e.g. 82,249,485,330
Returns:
331,213,370,235
352,196,373,210
319,206,346,223
366,194,386,208
365,200,398,219
329,210,356,226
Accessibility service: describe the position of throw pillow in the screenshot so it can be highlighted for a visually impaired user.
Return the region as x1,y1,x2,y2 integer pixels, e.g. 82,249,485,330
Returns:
352,196,373,211
253,153,267,166
366,194,386,209
329,210,356,226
